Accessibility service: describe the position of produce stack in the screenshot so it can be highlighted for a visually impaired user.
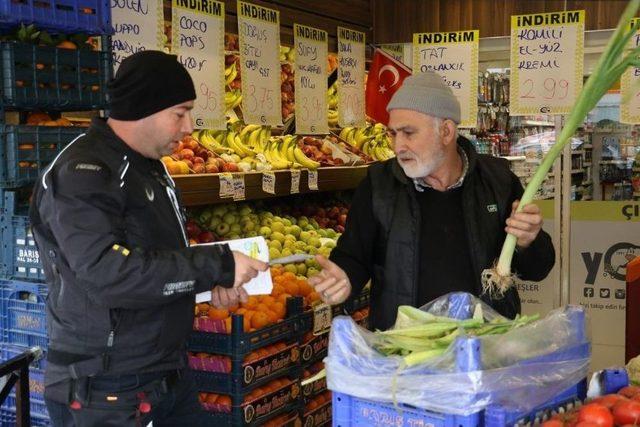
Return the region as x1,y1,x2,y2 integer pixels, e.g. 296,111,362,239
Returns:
0,4,112,425
185,198,370,425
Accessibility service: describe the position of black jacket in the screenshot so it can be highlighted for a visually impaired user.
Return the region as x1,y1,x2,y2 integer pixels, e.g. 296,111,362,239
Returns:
30,118,235,380
330,136,555,330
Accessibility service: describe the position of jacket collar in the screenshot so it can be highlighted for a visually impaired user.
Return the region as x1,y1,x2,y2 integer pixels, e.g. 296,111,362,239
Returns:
390,135,478,187
87,118,156,168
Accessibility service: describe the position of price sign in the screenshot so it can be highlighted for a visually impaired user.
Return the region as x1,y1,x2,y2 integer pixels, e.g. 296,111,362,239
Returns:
262,171,276,194
337,27,366,128
111,0,164,72
413,30,479,128
510,10,585,115
294,24,328,135
219,173,234,198
232,173,245,200
172,0,225,130
237,1,283,126
621,18,640,124
308,170,318,190
313,303,332,334
290,169,301,194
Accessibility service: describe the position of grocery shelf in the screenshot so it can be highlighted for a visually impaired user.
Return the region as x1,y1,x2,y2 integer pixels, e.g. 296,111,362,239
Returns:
174,166,370,206
519,120,555,127
500,156,526,161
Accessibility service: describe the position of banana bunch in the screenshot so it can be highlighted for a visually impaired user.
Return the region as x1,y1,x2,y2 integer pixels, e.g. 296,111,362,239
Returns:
225,62,238,86
327,83,338,110
193,129,233,155
328,109,338,128
279,45,295,63
262,135,321,170
224,89,242,112
339,123,395,162
238,124,271,153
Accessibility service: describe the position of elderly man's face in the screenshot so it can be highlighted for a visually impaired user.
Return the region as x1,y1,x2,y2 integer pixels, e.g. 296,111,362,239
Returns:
387,109,446,179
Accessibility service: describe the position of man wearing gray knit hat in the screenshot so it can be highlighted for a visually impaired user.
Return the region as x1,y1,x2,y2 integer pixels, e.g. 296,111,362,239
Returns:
309,70,555,330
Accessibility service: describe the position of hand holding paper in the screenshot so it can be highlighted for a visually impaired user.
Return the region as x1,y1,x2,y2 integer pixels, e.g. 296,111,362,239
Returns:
232,251,268,287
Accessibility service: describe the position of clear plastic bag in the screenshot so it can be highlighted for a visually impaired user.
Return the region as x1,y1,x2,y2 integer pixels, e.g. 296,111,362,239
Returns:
325,292,590,416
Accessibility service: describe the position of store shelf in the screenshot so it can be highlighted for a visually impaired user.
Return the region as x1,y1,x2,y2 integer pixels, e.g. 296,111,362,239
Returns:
500,156,527,161
174,166,370,206
571,169,585,174
519,120,555,127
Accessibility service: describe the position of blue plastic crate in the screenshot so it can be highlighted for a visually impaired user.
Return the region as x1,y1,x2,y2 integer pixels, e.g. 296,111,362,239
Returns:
0,190,45,281
0,125,86,188
0,279,48,348
0,0,111,34
0,407,50,427
344,289,369,314
2,395,49,421
188,298,303,357
333,392,483,427
1,41,111,110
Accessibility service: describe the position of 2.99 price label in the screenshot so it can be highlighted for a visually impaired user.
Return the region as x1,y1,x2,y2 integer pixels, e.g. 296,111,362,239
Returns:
237,1,283,126
510,10,584,115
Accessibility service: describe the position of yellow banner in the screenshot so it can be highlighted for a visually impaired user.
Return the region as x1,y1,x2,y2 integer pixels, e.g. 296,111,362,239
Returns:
294,24,328,134
621,18,640,124
570,201,640,222
509,10,585,116
172,0,225,130
412,30,479,128
237,1,282,126
337,27,366,128
111,0,164,72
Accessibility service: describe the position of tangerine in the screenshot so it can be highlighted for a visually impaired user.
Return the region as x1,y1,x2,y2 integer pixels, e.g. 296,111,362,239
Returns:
251,311,270,329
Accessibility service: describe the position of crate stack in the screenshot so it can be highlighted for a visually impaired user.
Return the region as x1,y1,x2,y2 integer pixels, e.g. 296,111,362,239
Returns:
0,0,112,424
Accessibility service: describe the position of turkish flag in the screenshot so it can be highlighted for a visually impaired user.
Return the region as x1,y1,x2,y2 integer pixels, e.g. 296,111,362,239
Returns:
365,49,412,125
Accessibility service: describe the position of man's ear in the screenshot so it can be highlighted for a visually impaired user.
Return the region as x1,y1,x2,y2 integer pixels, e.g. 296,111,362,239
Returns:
441,119,457,146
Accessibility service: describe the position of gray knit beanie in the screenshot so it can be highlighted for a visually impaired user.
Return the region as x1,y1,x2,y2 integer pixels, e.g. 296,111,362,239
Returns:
386,71,461,124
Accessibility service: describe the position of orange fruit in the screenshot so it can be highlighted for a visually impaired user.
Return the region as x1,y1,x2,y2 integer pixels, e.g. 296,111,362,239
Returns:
271,284,285,297
242,296,259,309
265,310,278,323
251,311,270,329
284,281,300,296
260,296,276,306
228,304,239,313
277,293,292,305
217,395,231,407
224,317,232,333
206,394,218,404
207,307,229,320
298,281,313,297
242,316,251,332
273,275,287,285
307,291,320,303
255,303,270,313
271,302,286,319
196,303,210,315
282,272,296,281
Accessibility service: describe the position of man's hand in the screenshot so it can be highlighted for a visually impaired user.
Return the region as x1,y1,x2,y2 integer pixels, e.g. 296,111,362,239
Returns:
308,255,352,305
211,286,248,308
505,200,543,249
232,251,268,288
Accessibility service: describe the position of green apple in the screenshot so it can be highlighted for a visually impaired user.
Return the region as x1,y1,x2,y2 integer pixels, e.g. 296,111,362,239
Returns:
326,229,337,239
294,241,306,251
228,234,241,240
198,209,212,224
239,206,252,216
282,218,292,227
212,205,227,217
271,231,285,244
271,221,285,233
269,247,281,259
318,229,328,238
281,248,293,257
299,231,311,243
323,240,336,249
259,226,272,238
242,221,256,234
309,237,321,248
296,263,307,276
284,264,297,274
245,231,258,237
208,215,222,230
261,217,273,227
223,212,238,225
297,217,309,228
307,267,319,277
215,222,230,236
230,223,241,235
289,225,301,238
268,240,282,251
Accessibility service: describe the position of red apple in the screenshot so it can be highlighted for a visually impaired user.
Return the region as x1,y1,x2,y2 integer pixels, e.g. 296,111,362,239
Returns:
198,231,215,243
192,163,205,174
205,163,219,173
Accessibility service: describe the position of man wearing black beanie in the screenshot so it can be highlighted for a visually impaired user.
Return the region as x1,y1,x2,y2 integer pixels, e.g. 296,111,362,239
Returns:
30,51,267,426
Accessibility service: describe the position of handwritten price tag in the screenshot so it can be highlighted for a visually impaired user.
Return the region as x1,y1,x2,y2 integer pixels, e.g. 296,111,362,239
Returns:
313,303,332,334
237,1,282,126
413,30,479,128
290,169,301,194
294,24,328,134
219,173,234,198
112,0,164,71
621,18,640,124
308,170,318,190
172,0,226,130
510,10,584,115
337,27,366,128
262,171,276,194
232,173,245,200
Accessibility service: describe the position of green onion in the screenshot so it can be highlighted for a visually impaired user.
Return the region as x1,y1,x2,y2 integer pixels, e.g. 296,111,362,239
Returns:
483,0,640,298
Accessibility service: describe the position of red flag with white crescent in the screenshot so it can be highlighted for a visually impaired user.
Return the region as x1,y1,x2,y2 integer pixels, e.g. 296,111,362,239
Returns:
365,48,412,125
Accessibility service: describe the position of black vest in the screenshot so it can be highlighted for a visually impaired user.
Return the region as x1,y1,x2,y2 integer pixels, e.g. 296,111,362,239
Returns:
366,137,522,330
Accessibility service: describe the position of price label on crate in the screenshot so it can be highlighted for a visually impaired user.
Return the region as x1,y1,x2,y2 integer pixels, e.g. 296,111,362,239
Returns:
621,18,640,123
294,24,328,135
237,1,283,126
510,10,585,115
413,30,479,128
313,303,332,335
111,0,164,72
232,173,246,200
308,170,318,190
338,27,366,128
262,171,276,194
290,169,301,194
172,0,226,130
219,173,234,198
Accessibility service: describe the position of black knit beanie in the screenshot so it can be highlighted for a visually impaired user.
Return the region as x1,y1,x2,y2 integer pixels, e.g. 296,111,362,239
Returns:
108,51,196,120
